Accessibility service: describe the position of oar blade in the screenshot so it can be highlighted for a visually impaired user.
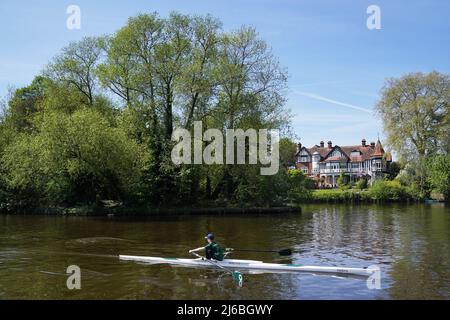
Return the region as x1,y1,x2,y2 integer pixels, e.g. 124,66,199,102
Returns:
231,271,243,286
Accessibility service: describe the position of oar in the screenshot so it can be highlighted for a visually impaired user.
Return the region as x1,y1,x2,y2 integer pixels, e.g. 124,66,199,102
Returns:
226,248,292,256
191,252,243,286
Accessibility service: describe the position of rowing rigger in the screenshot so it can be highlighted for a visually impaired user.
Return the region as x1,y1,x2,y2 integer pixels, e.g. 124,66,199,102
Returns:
119,255,377,277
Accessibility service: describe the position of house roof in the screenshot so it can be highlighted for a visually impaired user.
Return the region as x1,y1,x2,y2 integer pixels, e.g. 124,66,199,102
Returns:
340,146,374,161
297,139,391,163
307,146,332,158
373,140,385,157
322,156,349,162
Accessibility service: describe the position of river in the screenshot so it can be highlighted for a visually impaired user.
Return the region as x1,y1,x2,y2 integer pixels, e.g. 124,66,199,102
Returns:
0,203,449,299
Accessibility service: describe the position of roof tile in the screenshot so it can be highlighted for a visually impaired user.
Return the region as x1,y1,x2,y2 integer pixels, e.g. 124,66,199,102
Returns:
301,140,390,163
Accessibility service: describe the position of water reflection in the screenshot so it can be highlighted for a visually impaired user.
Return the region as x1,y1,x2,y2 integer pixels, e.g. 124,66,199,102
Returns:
0,204,449,299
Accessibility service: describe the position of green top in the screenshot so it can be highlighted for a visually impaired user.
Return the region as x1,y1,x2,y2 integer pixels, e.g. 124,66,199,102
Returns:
205,242,224,261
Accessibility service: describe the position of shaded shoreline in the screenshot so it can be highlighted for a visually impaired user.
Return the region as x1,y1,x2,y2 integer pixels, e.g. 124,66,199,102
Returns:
0,205,301,216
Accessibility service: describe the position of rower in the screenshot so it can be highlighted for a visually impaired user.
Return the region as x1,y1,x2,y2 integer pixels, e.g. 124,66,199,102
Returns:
189,233,225,261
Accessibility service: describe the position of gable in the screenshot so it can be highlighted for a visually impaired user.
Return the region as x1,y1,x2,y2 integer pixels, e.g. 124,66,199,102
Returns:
300,149,310,156
325,146,349,160
296,147,311,162
350,150,362,157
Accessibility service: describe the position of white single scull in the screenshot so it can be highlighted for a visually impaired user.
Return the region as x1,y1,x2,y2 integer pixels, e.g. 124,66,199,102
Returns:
119,255,376,277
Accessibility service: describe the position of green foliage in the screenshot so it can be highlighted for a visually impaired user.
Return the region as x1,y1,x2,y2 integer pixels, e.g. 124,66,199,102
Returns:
5,76,47,132
279,138,297,167
355,178,368,190
426,155,450,200
1,108,146,206
0,12,301,212
286,169,314,202
376,71,449,160
394,161,430,199
234,170,290,207
4,11,444,213
46,37,104,106
307,180,422,203
386,161,402,180
311,189,364,202
376,71,449,195
337,173,350,189
368,180,411,201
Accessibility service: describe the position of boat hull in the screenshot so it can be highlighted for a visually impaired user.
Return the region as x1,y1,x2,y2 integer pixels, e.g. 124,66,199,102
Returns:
119,255,376,277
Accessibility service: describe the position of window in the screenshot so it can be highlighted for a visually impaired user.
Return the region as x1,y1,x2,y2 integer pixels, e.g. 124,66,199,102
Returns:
301,167,309,174
373,160,382,170
331,150,341,157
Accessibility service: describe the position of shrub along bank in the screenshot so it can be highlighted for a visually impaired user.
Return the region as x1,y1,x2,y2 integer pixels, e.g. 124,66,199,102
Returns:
308,180,423,203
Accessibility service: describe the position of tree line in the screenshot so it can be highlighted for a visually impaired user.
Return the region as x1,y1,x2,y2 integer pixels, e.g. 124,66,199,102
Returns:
0,12,311,212
0,12,448,212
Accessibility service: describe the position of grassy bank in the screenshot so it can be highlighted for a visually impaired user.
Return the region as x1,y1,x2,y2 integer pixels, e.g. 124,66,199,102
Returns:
306,181,422,203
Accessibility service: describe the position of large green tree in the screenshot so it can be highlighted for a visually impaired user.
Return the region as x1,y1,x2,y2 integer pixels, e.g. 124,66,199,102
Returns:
4,76,46,132
46,37,104,106
0,11,293,209
376,71,449,159
376,71,449,194
1,108,146,206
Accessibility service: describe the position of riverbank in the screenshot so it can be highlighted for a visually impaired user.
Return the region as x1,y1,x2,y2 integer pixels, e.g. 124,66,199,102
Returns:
0,204,301,216
297,179,435,204
305,188,420,203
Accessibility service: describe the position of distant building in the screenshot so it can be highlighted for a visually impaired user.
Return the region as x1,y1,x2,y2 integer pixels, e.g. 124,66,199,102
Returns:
295,139,392,188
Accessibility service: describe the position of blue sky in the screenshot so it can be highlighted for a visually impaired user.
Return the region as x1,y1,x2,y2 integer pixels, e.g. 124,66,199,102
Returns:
0,0,449,147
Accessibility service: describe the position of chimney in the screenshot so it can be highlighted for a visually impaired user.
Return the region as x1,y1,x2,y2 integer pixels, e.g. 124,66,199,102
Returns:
327,141,332,149
297,142,302,152
370,142,375,148
320,141,324,148
362,139,366,147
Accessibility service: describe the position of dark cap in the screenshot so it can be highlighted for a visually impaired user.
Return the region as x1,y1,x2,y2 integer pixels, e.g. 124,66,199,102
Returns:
205,233,214,240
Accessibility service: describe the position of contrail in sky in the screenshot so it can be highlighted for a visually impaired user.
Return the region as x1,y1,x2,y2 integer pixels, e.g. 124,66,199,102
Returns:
293,90,373,114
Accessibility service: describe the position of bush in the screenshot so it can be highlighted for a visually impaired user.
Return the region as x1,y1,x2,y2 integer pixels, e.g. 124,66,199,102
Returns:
305,180,422,203
286,169,314,202
233,167,291,207
310,189,362,202
337,173,349,189
426,155,450,200
367,180,414,201
355,178,368,190
1,108,147,205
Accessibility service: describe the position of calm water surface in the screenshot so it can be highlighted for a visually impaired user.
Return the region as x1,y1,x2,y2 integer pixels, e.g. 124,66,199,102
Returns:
0,204,449,299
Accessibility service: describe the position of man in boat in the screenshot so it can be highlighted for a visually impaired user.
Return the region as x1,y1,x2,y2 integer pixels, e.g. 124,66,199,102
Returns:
189,233,225,261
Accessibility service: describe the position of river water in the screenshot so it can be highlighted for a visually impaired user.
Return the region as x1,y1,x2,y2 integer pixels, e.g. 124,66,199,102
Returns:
0,204,449,300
